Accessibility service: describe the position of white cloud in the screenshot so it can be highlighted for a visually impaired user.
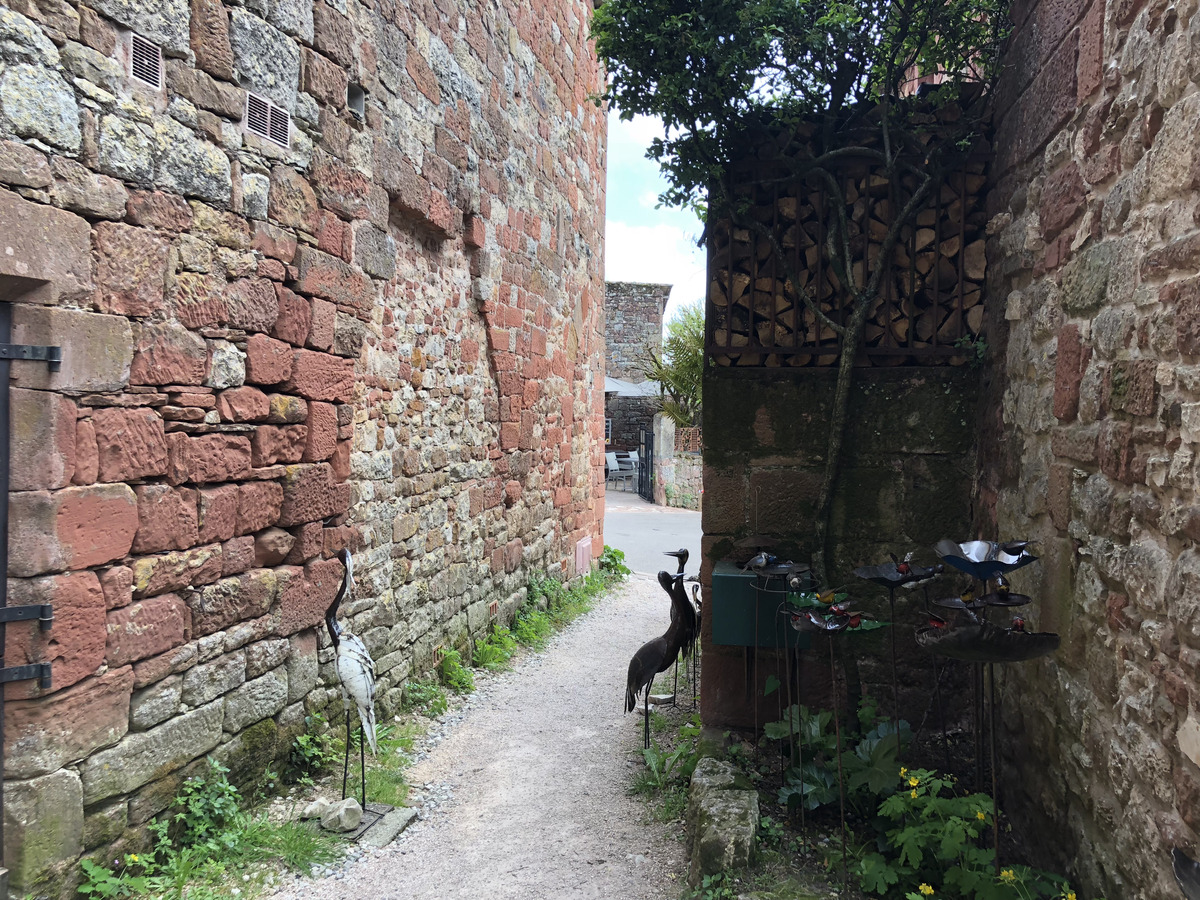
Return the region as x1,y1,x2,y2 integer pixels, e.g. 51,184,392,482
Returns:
604,220,706,324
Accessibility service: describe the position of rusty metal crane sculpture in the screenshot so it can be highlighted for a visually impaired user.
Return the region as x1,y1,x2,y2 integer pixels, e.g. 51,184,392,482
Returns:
625,570,695,748
326,548,378,809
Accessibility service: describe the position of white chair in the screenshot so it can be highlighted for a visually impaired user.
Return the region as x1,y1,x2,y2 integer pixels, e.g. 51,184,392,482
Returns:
606,451,635,491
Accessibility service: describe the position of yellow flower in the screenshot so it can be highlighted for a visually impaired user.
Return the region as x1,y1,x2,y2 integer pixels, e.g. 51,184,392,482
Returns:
911,789,918,799
919,885,934,896
908,776,919,787
1000,869,1016,883
899,767,908,778
1065,893,1076,900
976,810,986,821
129,854,139,863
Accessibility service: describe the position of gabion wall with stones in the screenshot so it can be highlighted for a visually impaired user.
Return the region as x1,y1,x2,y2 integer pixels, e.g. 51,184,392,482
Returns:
604,280,668,381
979,0,1200,893
0,0,606,891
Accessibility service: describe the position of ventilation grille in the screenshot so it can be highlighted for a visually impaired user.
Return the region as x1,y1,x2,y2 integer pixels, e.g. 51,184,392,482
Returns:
129,33,162,89
244,93,290,149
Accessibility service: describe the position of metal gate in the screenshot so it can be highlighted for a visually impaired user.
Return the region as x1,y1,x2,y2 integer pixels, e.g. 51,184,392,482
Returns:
638,429,654,502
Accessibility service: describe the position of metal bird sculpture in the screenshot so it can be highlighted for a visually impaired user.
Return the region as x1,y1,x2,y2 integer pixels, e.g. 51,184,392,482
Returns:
934,538,1038,581
664,548,688,574
1174,848,1200,899
325,548,377,808
625,571,693,748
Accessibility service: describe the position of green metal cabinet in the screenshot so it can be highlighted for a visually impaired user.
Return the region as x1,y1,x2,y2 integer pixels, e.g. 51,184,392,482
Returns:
710,561,811,650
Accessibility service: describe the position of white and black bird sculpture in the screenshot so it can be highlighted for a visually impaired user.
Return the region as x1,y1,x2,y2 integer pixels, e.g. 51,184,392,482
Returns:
326,548,377,808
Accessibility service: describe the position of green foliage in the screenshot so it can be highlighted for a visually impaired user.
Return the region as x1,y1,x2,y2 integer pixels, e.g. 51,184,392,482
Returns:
593,0,1010,211
284,713,337,785
640,301,704,427
513,603,554,648
473,624,519,670
769,704,909,815
955,334,989,368
684,872,738,900
403,676,449,717
78,760,339,900
758,815,786,848
438,648,475,694
599,545,632,577
857,768,1072,900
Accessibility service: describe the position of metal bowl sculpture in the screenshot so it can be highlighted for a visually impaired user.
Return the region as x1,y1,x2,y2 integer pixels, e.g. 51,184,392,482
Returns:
1173,848,1200,900
788,602,876,633
934,539,1038,581
933,592,1032,612
915,614,1059,663
853,557,944,589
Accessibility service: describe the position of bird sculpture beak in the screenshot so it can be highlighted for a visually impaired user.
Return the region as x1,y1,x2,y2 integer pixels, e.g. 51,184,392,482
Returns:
341,549,355,596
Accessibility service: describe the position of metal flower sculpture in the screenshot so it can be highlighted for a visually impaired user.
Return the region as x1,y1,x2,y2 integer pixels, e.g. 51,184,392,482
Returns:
853,554,944,589
934,539,1038,581
915,613,1060,663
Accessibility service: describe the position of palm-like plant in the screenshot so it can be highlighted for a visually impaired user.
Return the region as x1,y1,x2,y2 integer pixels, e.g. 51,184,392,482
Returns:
640,301,703,427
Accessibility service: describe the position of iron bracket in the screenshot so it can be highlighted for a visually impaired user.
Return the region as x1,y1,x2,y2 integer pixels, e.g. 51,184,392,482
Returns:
0,604,52,630
0,664,51,689
0,343,62,371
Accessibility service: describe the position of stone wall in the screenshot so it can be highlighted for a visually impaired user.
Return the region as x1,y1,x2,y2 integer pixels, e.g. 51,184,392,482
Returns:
652,415,700,509
604,280,668,381
700,367,978,730
981,0,1200,893
0,0,606,892
604,394,654,452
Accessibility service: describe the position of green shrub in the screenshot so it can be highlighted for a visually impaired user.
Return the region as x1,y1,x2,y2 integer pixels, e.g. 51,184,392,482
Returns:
473,625,518,670
438,648,474,693
403,676,449,716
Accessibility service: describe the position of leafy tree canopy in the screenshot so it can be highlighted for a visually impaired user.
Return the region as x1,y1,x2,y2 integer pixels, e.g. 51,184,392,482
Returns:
592,0,1009,210
641,301,704,427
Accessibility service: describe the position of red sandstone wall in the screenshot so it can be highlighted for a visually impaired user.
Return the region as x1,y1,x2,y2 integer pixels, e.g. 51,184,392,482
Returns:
984,0,1200,893
0,0,606,891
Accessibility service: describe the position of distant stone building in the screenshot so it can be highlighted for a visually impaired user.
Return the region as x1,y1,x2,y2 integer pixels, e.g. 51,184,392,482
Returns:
604,281,667,452
0,0,606,891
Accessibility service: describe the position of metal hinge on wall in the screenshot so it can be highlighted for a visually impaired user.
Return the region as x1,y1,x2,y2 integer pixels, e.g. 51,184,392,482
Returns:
0,343,61,370
0,604,53,689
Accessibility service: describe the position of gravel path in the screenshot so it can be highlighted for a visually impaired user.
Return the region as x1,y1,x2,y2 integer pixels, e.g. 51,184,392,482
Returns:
273,574,687,900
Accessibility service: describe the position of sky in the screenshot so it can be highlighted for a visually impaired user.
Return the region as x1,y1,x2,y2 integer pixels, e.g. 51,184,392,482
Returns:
604,112,707,327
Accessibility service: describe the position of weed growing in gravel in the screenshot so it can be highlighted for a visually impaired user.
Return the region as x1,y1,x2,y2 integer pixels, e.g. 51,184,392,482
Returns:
284,713,338,785
404,676,449,716
79,758,340,900
330,720,418,808
473,624,519,670
438,648,475,694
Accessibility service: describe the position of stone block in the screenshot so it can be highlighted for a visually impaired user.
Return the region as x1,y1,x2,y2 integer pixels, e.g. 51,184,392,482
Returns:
82,801,127,851
268,165,319,230
1147,93,1200,203
686,757,758,884
0,188,92,305
277,462,351,525
9,483,137,576
190,0,234,80
132,484,199,554
246,333,294,385
282,348,355,402
206,339,246,390
286,629,318,699
308,297,336,350
181,650,245,707
198,484,239,544
332,311,366,357
225,278,279,333
237,480,283,534
253,527,294,566
216,386,270,422
278,555,341,632
222,534,256,575
245,637,289,678
293,245,374,311
6,667,131,779
127,190,193,232
97,113,155,184
50,156,127,220
1040,162,1086,239
153,115,233,206
129,672,181,730
80,700,224,803
92,223,171,317
106,593,190,667
4,770,83,894
272,285,312,347
303,401,338,461
251,424,307,466
0,64,80,151
301,48,346,107
165,60,245,120
312,152,376,221
130,322,208,386
99,565,133,609
1167,278,1200,356
131,545,223,597
172,272,227,330
312,1,353,67
229,8,299,109
224,667,287,732
188,569,278,636
4,572,106,702
93,406,169,482
165,432,252,484
90,0,187,51
10,388,75,491
0,138,49,188
1060,241,1112,314
1107,359,1157,417
267,393,307,423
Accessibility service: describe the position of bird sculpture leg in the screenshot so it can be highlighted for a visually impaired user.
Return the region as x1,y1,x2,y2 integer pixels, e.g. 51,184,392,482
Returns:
341,699,352,801
672,658,679,707
360,712,368,811
643,688,650,750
